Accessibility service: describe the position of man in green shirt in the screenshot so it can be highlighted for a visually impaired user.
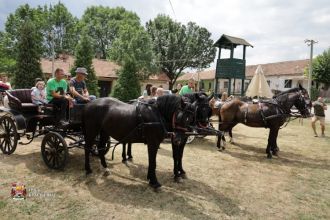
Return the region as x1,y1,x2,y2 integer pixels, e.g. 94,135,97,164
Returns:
179,78,195,95
46,68,72,126
311,97,327,137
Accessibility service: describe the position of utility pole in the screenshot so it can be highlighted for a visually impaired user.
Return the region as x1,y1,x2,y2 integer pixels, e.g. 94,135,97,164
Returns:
50,30,55,78
305,39,318,96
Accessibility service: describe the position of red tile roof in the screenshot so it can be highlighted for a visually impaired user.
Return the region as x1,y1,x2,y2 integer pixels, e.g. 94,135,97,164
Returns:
177,59,309,81
41,55,169,81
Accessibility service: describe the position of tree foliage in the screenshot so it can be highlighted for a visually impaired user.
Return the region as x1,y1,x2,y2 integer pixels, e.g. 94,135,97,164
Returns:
146,15,216,89
0,32,16,74
112,58,141,102
80,6,140,59
70,33,99,96
5,3,78,57
109,23,155,101
13,20,43,88
312,48,330,86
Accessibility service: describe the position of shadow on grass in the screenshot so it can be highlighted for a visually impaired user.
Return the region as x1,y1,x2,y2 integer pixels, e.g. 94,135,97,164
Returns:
0,151,245,219
223,142,330,171
86,162,244,219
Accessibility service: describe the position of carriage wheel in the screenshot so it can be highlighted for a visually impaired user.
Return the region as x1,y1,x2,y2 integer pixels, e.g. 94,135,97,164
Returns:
0,116,18,155
90,136,111,156
41,132,68,170
186,135,195,144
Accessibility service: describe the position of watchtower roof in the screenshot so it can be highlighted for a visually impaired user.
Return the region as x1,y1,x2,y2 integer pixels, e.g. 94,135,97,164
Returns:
214,34,253,49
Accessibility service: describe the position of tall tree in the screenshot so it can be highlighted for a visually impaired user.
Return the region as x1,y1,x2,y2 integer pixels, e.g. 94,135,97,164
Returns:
312,48,330,87
0,32,16,74
13,20,43,88
71,33,99,96
80,6,140,59
5,3,78,57
46,2,79,56
146,15,216,89
110,24,155,101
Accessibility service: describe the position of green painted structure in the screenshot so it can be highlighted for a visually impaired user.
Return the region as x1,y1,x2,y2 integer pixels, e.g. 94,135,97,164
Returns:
214,34,253,96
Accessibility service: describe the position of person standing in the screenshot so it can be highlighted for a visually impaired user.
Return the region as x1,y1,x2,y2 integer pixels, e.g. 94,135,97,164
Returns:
311,97,327,137
179,78,195,95
46,68,72,127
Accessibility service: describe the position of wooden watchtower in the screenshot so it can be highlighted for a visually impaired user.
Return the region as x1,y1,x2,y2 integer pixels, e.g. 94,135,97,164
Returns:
214,34,253,96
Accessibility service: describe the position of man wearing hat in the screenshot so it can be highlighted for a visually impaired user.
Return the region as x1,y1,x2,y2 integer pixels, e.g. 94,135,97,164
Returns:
70,67,96,104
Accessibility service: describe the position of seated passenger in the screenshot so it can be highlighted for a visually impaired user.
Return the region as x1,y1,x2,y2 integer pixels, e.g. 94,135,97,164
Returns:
46,68,72,126
31,80,47,105
70,67,96,104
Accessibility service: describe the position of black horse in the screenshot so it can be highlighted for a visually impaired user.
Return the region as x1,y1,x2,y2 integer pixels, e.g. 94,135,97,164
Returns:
214,85,311,158
120,93,213,182
82,95,196,188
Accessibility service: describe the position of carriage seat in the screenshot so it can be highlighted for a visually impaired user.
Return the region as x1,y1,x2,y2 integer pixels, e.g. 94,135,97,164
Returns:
5,89,39,113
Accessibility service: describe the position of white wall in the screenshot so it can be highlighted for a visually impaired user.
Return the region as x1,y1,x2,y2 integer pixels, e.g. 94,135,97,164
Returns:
263,76,308,91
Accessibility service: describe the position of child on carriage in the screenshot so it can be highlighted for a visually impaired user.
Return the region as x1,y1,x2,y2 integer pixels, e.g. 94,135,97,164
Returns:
31,80,48,112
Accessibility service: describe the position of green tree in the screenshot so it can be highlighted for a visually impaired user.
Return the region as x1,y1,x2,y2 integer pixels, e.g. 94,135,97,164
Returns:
81,6,140,59
13,20,43,88
312,48,330,86
46,2,79,56
109,24,155,101
112,58,141,102
71,33,98,96
5,3,78,57
0,32,16,74
146,15,216,89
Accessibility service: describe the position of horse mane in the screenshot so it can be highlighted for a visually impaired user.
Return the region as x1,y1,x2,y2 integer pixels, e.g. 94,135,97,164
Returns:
183,92,207,102
155,95,182,122
273,87,300,98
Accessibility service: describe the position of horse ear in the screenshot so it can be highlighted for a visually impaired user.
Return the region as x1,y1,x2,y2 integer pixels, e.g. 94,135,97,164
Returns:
298,83,303,90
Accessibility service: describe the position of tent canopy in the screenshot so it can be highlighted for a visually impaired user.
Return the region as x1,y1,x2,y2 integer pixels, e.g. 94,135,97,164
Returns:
245,65,273,98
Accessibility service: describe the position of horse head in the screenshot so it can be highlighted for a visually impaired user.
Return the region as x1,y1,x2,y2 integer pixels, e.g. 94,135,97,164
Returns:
192,92,212,127
294,84,311,117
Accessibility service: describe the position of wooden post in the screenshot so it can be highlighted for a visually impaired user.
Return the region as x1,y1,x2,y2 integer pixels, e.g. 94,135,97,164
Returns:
228,78,232,95
230,44,234,58
218,48,222,59
243,45,246,60
241,78,245,96
233,78,236,95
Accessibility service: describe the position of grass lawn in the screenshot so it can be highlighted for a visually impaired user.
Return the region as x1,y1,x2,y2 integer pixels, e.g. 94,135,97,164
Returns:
0,120,329,219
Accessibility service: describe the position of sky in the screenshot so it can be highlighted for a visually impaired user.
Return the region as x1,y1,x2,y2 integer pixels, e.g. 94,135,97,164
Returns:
0,0,329,69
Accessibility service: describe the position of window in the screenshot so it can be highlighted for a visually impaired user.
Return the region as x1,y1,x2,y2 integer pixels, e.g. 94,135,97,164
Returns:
209,82,212,90
267,80,271,86
284,80,292,88
224,81,229,89
201,82,204,89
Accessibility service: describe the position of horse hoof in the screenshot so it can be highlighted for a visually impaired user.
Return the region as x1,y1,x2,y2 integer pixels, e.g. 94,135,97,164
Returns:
149,182,162,189
272,152,279,157
267,154,272,159
86,169,93,176
103,168,111,176
174,176,183,183
122,159,127,163
180,173,187,179
127,157,133,161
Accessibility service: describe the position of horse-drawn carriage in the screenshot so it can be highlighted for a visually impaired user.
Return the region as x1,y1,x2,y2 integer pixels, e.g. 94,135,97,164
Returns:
0,89,111,169
0,89,221,175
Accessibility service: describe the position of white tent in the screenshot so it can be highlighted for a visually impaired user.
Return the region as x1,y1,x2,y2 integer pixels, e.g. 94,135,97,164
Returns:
245,65,273,98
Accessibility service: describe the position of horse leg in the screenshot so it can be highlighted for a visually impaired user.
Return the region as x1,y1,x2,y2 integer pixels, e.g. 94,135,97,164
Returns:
98,130,110,176
266,128,275,159
122,143,127,163
127,143,133,160
85,135,96,175
229,127,234,143
147,144,161,188
178,137,188,179
271,128,280,156
171,140,181,182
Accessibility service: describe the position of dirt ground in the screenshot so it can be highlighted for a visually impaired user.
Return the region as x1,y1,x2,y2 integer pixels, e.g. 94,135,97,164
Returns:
0,120,329,220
